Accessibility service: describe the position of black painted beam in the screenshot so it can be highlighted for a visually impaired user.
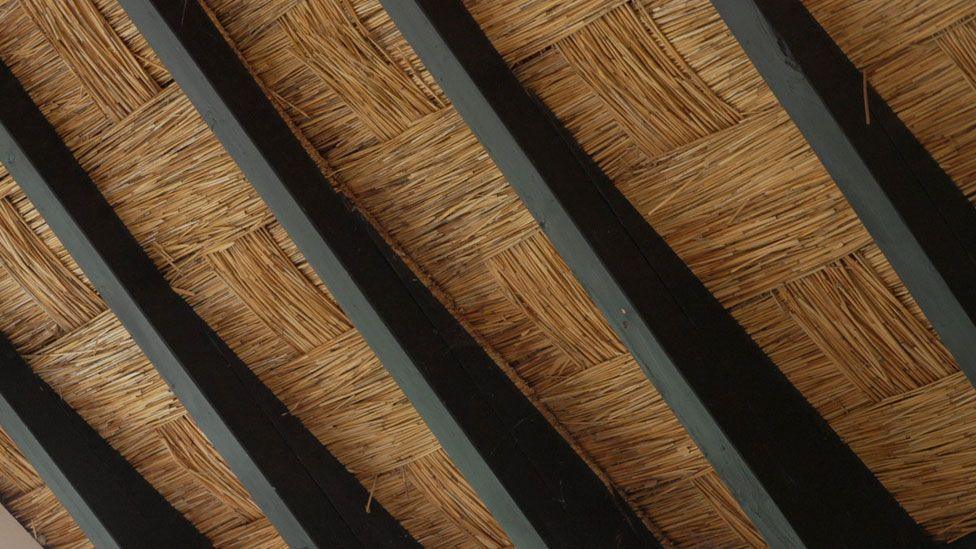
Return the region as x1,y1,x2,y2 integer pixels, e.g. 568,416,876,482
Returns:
0,334,206,548
117,1,658,547
379,1,930,546
711,0,976,384
0,60,414,548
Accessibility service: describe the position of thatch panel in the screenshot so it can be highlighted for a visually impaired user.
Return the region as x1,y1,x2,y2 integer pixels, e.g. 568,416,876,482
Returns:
0,428,41,497
866,30,976,201
462,0,626,64
18,0,160,121
642,0,776,115
207,519,283,549
207,228,349,352
0,250,61,352
616,110,868,306
487,232,625,365
250,328,439,476
512,45,867,307
860,246,936,331
511,48,647,189
487,232,758,543
833,372,976,540
203,0,303,49
158,416,264,522
88,0,171,86
404,450,510,548
27,312,183,437
335,109,538,279
7,191,97,306
559,3,739,159
634,478,754,548
371,469,482,548
70,86,276,267
693,472,764,548
24,311,282,543
237,24,380,161
8,486,89,548
0,0,111,149
530,352,707,489
178,236,496,543
940,20,976,91
803,0,976,68
281,0,442,140
0,199,103,332
777,254,957,401
731,294,871,422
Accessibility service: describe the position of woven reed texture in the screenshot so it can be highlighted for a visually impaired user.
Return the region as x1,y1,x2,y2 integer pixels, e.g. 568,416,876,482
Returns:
213,0,976,544
1,0,974,546
0,0,504,546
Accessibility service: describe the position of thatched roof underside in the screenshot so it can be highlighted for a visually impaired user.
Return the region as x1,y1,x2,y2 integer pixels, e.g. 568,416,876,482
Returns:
0,0,975,546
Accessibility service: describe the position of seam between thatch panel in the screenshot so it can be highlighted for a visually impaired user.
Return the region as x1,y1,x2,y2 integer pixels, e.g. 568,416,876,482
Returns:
19,0,160,121
0,198,103,332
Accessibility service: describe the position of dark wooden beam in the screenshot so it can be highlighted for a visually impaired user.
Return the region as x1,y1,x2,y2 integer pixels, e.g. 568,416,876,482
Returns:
0,334,207,547
0,59,414,548
379,1,930,546
711,0,976,384
117,1,658,547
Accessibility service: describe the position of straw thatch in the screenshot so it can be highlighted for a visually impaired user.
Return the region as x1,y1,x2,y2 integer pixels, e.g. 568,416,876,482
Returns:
1,0,976,546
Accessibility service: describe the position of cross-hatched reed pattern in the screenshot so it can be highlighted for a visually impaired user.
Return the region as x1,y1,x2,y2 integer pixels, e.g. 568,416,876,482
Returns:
1,0,975,545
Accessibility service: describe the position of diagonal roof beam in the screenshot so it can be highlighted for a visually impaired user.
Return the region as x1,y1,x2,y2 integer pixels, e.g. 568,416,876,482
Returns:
711,0,976,384
117,1,659,547
0,59,414,548
379,0,929,546
0,333,207,547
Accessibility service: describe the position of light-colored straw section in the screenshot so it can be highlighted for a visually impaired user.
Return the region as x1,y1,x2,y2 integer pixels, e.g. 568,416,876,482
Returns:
282,0,441,139
0,199,103,332
488,231,625,365
938,20,976,93
158,416,264,522
8,486,88,548
559,3,739,158
694,473,764,548
0,429,41,496
208,228,350,351
405,450,511,548
777,255,957,401
19,0,159,121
